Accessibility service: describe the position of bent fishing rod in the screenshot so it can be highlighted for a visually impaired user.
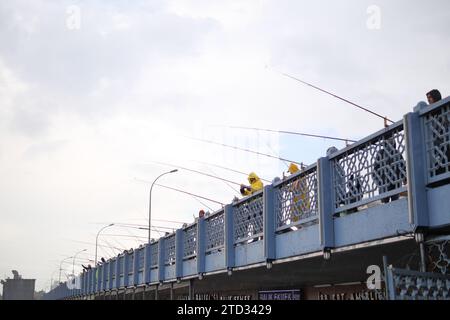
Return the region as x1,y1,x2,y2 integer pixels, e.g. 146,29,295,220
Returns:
269,66,394,125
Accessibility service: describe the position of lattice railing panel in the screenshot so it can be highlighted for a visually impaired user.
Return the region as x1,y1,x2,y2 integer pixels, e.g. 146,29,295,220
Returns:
332,125,407,212
275,167,318,229
183,224,197,258
424,103,450,179
233,194,264,243
205,211,224,252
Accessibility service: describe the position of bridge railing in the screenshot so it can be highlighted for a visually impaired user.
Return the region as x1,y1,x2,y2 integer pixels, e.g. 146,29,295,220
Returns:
150,241,159,269
183,222,197,260
386,266,450,300
273,164,319,233
47,98,450,299
232,191,264,245
328,121,407,216
205,209,224,254
420,97,450,185
164,234,176,266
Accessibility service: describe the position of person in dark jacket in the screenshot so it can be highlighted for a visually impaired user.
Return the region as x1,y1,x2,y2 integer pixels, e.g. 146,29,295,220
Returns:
426,89,442,105
372,136,407,203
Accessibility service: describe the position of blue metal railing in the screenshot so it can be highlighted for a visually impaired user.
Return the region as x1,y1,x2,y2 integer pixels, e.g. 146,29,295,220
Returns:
45,98,450,299
183,223,197,260
273,164,318,232
329,121,407,216
233,191,264,244
205,209,224,254
421,97,450,185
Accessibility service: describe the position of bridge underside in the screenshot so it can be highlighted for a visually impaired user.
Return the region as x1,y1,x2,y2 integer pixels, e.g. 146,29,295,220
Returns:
87,236,418,300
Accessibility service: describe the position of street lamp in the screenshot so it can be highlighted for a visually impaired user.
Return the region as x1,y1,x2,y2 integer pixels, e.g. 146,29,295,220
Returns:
95,223,115,265
59,256,73,283
72,249,87,276
148,169,178,242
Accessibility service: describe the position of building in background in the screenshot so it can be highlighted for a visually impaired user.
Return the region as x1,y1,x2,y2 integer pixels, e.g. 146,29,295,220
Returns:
1,270,36,300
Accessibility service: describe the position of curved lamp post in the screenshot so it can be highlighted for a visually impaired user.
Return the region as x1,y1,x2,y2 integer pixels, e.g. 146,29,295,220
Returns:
72,249,87,276
95,223,115,266
58,256,73,283
148,169,178,242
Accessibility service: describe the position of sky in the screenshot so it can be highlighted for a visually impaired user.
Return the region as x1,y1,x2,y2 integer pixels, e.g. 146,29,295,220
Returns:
0,0,448,292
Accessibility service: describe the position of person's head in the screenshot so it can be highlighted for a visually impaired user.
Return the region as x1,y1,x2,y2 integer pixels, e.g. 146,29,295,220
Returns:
199,209,205,218
326,146,338,157
426,89,442,105
287,163,299,175
248,172,259,184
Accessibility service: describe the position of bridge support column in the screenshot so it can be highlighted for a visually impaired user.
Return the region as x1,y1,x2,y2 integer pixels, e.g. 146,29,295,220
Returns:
197,217,206,277
404,112,430,230
175,229,183,279
189,279,194,300
317,156,335,254
263,185,276,266
224,204,235,273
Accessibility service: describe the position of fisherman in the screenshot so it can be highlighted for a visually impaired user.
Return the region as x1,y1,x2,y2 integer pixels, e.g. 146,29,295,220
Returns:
286,163,310,227
240,172,263,196
372,134,407,203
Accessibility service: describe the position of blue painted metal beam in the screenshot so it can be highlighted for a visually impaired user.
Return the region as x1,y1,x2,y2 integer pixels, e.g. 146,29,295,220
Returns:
224,204,235,270
197,217,206,275
317,156,335,250
175,229,183,278
404,111,430,229
264,185,276,262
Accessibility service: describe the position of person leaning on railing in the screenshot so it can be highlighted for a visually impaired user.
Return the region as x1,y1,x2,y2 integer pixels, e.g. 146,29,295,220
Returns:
414,89,448,177
239,172,264,242
286,163,310,227
239,172,263,196
372,134,407,203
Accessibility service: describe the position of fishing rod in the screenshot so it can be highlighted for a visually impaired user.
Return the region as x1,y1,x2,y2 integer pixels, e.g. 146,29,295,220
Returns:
156,183,225,206
192,160,272,183
270,67,394,125
148,161,241,195
212,125,357,144
135,178,225,206
148,160,242,189
184,135,304,166
202,165,242,195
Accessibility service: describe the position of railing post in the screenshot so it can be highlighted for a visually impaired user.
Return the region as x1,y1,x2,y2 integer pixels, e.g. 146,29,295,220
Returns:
115,257,120,289
224,204,235,271
88,269,92,295
108,260,114,290
317,157,335,251
197,218,206,276
133,250,139,286
158,238,166,282
404,112,430,229
175,229,183,279
101,264,106,292
143,243,152,284
124,252,130,288
97,265,101,292
263,185,276,264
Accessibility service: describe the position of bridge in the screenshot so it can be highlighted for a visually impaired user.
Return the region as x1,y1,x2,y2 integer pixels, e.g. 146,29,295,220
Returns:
45,97,450,300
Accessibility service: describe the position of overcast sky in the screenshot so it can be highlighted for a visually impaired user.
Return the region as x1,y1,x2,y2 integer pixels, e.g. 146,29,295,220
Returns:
0,0,448,291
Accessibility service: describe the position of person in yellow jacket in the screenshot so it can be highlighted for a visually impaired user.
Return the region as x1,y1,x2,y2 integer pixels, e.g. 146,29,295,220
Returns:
287,163,310,223
240,172,264,196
